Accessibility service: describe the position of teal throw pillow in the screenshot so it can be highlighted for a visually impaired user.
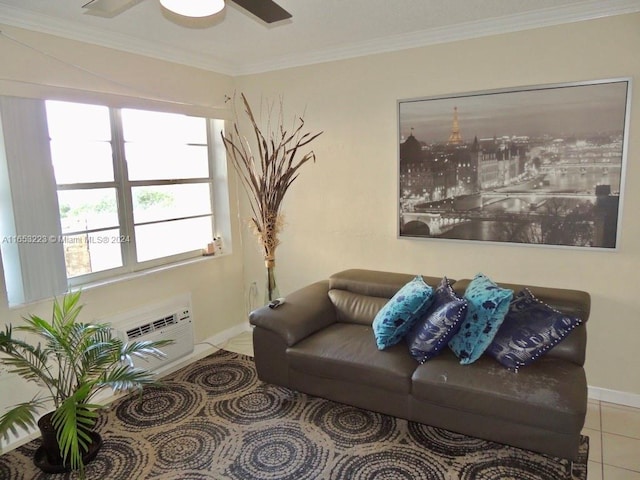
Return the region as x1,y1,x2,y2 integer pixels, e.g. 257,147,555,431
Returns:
448,273,513,364
372,276,434,350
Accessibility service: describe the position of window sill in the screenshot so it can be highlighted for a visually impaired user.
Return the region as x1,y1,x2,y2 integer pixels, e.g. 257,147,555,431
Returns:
74,251,232,294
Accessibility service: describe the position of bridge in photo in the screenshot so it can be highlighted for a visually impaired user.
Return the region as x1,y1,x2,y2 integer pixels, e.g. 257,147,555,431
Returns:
401,210,541,236
400,190,602,236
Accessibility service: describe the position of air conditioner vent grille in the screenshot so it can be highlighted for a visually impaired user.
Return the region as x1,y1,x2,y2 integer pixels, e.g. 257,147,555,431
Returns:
106,297,193,372
126,314,178,340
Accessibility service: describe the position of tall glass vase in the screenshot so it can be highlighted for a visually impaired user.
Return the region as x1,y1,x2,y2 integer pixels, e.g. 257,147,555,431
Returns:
265,260,280,304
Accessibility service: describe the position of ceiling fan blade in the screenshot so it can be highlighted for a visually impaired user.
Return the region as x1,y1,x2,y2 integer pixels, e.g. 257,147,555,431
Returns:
230,0,291,23
82,0,143,18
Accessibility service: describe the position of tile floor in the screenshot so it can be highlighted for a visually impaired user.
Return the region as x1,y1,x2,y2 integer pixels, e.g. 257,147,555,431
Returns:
584,399,640,479
222,331,640,480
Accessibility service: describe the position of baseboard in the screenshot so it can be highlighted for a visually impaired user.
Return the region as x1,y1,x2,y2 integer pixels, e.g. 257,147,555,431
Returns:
588,386,640,408
154,322,252,378
0,322,251,455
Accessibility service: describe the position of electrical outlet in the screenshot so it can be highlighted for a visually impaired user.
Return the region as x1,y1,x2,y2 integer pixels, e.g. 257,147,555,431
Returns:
247,281,259,315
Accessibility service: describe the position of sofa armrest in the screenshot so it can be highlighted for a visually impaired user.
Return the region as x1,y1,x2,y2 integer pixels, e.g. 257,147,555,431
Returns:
249,280,337,346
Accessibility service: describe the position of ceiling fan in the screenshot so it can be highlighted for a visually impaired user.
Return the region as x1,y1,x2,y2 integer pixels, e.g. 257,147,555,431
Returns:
82,0,292,23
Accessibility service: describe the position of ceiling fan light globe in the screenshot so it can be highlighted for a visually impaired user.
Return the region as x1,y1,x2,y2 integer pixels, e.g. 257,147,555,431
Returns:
159,0,225,17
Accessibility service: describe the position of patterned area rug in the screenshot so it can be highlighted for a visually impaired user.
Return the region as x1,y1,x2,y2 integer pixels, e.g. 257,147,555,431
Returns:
0,350,588,479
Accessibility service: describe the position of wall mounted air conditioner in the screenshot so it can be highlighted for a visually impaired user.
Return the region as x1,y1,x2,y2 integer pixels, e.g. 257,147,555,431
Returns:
105,294,194,372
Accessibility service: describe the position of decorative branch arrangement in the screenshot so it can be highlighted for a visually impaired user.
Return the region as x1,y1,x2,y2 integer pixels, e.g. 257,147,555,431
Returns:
221,93,322,302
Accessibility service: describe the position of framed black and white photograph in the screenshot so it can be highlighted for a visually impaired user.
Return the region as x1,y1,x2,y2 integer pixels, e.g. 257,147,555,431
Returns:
398,78,631,249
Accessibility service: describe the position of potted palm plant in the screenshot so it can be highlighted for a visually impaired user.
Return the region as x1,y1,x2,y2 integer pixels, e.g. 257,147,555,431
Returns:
0,291,172,476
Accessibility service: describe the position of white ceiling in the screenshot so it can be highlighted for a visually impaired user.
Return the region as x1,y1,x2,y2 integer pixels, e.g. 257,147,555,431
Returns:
1,0,639,76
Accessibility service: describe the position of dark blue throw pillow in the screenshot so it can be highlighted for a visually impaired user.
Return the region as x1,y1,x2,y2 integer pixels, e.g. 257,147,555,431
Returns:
405,277,468,363
486,288,583,371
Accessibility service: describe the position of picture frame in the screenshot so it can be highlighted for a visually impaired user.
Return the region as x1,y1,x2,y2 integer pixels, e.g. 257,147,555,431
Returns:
398,78,631,250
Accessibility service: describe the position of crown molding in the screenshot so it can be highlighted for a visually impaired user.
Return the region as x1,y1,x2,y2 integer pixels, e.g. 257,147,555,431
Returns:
236,0,640,74
0,3,238,75
1,0,639,77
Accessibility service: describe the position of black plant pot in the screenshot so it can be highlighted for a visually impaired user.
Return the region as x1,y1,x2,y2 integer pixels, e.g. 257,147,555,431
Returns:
34,412,102,474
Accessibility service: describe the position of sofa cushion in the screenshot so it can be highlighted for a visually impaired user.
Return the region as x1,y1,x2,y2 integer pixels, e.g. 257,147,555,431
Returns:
449,273,513,364
328,290,390,325
329,269,443,299
486,288,583,370
372,275,434,349
405,277,468,363
287,323,417,393
411,349,587,434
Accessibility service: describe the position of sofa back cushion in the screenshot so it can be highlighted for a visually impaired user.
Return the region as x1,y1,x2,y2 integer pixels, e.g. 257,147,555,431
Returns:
328,269,444,325
453,279,590,366
328,290,390,325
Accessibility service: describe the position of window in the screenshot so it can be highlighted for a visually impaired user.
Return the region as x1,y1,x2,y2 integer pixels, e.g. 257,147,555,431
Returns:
120,108,214,265
47,101,122,280
0,96,229,305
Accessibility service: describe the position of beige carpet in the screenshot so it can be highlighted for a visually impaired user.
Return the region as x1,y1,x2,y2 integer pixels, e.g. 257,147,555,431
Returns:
0,350,588,479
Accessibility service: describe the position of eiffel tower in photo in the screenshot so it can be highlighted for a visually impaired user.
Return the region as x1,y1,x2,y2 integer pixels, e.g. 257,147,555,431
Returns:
447,106,463,145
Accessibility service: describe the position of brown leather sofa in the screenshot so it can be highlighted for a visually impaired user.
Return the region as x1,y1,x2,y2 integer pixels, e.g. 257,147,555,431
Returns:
249,269,590,460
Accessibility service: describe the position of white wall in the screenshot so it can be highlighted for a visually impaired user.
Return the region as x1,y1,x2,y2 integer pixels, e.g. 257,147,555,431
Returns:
234,13,640,400
0,24,249,448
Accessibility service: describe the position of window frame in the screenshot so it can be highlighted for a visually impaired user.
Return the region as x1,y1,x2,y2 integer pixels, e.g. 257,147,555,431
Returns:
47,101,219,287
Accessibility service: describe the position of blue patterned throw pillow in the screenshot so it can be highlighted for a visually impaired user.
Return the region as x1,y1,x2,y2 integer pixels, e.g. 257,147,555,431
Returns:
405,277,468,363
372,276,434,350
449,273,513,365
486,288,583,371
